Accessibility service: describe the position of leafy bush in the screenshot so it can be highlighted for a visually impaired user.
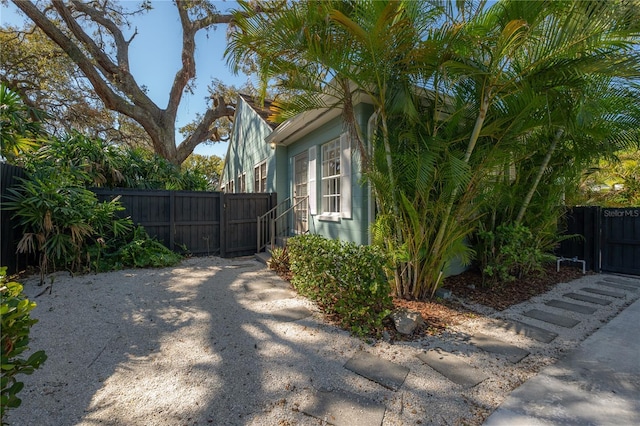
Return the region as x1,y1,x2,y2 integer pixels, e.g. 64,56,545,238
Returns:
267,246,290,275
476,223,555,285
4,175,133,281
5,176,181,278
1,268,47,422
20,132,211,191
104,226,182,270
287,235,392,337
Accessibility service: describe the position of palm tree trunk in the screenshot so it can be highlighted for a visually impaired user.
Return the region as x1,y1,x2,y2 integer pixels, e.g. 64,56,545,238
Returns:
515,128,563,224
431,92,490,259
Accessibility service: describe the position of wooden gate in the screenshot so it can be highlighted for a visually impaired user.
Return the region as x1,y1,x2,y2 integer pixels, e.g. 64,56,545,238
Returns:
600,208,640,275
559,206,640,275
92,189,277,258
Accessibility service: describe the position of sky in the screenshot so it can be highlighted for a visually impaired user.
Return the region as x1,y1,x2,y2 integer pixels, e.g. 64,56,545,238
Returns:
0,0,251,159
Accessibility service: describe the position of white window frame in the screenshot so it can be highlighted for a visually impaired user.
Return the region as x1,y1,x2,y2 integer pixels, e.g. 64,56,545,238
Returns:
238,172,246,193
312,132,351,221
321,138,341,216
254,160,267,193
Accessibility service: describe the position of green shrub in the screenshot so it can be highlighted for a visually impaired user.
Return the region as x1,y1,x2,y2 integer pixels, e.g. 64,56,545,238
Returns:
1,268,47,423
267,246,290,275
4,176,134,280
115,227,182,269
5,175,181,277
476,223,555,285
287,235,392,337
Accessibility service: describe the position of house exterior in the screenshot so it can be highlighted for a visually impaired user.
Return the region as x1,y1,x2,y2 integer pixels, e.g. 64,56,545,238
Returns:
222,92,375,246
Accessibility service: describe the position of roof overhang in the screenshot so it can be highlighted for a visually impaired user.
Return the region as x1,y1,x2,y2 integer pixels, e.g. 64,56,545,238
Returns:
265,87,373,147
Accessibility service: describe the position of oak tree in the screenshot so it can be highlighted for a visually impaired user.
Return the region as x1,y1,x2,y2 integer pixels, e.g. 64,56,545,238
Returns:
10,0,242,165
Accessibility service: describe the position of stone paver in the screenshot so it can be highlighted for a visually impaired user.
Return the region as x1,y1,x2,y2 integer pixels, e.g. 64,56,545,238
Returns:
523,309,580,328
581,287,626,298
598,281,638,292
256,289,296,301
416,349,489,387
491,319,558,343
344,351,409,391
564,292,612,305
300,388,386,426
603,276,640,287
269,306,312,322
469,333,530,363
544,299,597,315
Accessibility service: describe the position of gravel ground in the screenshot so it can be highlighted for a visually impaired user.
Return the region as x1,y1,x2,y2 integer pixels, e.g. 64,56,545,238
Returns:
6,256,640,426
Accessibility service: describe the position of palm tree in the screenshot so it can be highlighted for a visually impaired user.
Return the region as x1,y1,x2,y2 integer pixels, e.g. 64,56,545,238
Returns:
227,0,640,299
0,83,46,162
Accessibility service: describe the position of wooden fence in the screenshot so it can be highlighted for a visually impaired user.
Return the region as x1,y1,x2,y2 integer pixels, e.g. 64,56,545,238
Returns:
557,206,640,275
93,189,277,258
1,163,33,274
1,162,277,274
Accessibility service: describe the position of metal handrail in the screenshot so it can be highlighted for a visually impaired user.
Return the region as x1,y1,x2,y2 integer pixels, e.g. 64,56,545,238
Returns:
257,197,290,253
269,196,308,249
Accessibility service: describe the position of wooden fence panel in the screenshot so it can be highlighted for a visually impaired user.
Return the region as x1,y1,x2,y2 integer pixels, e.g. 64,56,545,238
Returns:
223,193,277,257
601,207,640,275
92,189,275,258
557,206,601,272
173,191,221,256
0,163,34,274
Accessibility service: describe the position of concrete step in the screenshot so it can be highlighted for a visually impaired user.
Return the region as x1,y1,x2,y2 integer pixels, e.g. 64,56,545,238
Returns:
254,251,271,265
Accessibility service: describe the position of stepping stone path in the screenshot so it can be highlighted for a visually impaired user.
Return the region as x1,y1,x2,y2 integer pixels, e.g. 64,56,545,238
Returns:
416,349,489,387
603,276,640,286
270,306,312,322
246,268,640,425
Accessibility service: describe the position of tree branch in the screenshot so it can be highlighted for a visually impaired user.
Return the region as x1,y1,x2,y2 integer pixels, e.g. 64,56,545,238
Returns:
175,95,233,164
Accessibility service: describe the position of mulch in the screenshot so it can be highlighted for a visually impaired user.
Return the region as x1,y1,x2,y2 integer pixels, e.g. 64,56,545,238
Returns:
274,261,590,340
386,263,590,341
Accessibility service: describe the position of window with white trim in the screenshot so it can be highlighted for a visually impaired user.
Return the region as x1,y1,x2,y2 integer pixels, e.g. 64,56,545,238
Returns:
321,139,341,213
225,180,235,193
254,161,267,192
238,173,246,193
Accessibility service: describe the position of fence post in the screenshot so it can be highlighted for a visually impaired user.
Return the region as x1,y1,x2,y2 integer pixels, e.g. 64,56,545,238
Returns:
169,191,175,250
220,192,226,257
593,206,602,273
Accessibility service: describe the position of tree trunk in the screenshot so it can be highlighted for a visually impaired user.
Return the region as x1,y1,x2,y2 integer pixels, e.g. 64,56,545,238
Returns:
12,0,235,165
515,128,563,225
